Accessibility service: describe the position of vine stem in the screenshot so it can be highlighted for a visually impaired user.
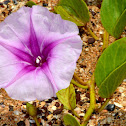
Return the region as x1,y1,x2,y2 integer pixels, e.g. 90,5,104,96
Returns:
96,98,110,113
82,75,96,126
71,79,89,89
74,73,89,86
71,109,81,119
102,29,109,50
33,116,40,126
87,27,99,40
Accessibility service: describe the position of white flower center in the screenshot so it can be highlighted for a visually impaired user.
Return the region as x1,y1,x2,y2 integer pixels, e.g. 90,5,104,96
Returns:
35,56,42,67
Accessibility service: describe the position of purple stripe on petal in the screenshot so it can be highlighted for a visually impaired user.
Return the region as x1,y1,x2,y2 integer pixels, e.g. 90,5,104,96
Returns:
0,42,33,64
4,65,35,88
28,9,41,57
42,35,78,58
41,62,59,94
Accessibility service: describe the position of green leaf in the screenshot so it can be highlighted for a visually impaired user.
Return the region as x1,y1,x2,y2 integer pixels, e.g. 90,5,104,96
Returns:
63,114,80,126
100,0,126,38
56,84,76,110
95,37,126,98
54,0,89,26
26,1,36,7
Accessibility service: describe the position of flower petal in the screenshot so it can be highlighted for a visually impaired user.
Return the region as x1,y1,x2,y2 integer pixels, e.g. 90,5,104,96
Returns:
0,45,26,88
47,35,82,90
0,7,31,50
5,67,55,101
31,6,79,52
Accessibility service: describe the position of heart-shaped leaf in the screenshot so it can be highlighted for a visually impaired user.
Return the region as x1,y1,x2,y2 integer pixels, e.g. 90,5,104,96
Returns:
56,84,76,110
63,114,80,126
95,37,126,98
100,0,126,38
54,0,89,26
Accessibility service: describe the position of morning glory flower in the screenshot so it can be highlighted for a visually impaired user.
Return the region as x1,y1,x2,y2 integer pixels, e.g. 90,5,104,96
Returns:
0,6,82,101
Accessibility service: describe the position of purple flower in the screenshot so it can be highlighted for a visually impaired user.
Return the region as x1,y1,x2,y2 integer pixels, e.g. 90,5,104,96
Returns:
0,6,82,101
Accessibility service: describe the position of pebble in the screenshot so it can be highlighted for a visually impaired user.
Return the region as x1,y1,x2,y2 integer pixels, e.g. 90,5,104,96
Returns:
53,108,63,115
13,110,20,115
74,107,81,114
79,68,84,73
29,119,35,123
28,101,33,104
106,117,112,123
88,38,95,44
117,87,124,93
17,121,25,126
123,79,126,82
47,114,53,120
52,106,57,110
12,0,18,5
45,99,52,103
0,102,4,105
25,119,30,126
43,3,48,7
122,101,126,106
76,92,81,103
99,30,104,34
55,102,60,107
4,0,10,5
9,105,13,111
99,42,103,46
114,102,123,108
85,48,89,51
106,104,115,111
79,113,85,117
21,105,26,110
0,95,3,98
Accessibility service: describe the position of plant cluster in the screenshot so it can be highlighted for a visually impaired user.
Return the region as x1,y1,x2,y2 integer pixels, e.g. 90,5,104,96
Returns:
0,0,126,125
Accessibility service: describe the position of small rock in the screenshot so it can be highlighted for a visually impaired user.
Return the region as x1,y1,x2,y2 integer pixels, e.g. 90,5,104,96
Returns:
53,108,63,115
85,48,89,51
52,106,57,110
123,79,126,82
43,3,48,6
86,92,90,98
4,0,10,5
47,114,53,120
88,38,95,44
0,102,4,105
55,102,60,107
107,117,112,123
106,104,115,111
13,110,20,115
79,113,85,117
12,0,18,5
9,105,13,111
114,102,123,108
100,42,103,46
76,93,81,103
45,99,52,103
29,120,35,123
17,121,25,126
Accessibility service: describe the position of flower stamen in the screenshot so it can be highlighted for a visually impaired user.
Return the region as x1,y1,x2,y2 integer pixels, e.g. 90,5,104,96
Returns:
35,56,42,67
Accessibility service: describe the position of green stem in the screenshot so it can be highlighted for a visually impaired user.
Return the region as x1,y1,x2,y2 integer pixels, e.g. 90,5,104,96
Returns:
87,27,99,40
74,73,89,86
82,75,96,126
33,116,40,126
71,79,89,89
102,29,109,50
71,109,81,119
96,98,110,113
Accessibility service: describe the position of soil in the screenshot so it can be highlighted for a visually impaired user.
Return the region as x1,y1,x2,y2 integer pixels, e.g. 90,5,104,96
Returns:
0,0,126,126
